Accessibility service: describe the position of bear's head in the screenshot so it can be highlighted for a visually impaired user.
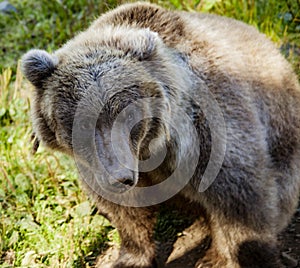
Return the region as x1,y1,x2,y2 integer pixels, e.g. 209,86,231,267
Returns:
22,26,191,194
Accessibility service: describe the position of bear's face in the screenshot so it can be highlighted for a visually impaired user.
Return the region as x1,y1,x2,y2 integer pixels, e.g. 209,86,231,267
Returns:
22,28,172,191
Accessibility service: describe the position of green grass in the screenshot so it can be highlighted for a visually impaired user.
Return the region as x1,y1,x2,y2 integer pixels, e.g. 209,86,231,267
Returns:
0,0,299,267
0,67,119,267
0,0,115,71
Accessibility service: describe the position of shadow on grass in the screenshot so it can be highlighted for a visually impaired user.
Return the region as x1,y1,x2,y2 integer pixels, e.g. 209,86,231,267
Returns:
73,225,114,268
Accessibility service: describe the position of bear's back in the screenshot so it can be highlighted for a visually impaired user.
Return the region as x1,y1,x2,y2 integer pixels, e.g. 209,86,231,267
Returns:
90,2,299,90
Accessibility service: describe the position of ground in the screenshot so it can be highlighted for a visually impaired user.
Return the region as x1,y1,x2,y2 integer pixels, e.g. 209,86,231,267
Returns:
96,202,300,268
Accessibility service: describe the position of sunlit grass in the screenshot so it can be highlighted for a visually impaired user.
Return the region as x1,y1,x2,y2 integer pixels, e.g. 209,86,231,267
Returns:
0,67,117,267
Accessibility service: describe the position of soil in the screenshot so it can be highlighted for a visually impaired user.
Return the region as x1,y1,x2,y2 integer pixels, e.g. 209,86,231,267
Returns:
96,204,300,268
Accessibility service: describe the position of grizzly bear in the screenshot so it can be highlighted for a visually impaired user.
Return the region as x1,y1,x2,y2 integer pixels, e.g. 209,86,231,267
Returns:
22,2,300,268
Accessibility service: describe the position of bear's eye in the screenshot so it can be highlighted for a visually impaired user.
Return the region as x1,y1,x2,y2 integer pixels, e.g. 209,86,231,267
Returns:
127,112,134,122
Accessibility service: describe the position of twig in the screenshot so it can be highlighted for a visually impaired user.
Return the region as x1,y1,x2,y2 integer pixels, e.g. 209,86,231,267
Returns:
0,165,16,193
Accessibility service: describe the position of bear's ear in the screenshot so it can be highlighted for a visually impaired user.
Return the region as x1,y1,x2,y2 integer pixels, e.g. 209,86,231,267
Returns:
125,29,158,60
107,28,160,60
21,49,58,88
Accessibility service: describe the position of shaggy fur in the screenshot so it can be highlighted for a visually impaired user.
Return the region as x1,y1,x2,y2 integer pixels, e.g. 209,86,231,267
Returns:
22,2,300,267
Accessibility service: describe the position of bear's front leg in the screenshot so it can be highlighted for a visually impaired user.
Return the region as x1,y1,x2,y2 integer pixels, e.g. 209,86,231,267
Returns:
113,207,158,268
95,196,158,268
195,214,283,268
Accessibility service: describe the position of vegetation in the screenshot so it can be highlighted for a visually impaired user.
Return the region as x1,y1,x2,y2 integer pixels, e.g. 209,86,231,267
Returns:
0,0,299,267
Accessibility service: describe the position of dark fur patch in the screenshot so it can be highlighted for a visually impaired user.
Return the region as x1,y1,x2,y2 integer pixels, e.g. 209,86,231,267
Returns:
22,49,57,88
95,3,186,46
237,240,283,268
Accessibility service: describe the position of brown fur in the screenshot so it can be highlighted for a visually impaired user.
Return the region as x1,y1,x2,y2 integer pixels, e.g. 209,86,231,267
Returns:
22,2,300,267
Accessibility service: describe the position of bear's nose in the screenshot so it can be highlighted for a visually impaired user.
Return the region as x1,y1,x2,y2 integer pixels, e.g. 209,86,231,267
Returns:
117,177,135,186
110,174,136,192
